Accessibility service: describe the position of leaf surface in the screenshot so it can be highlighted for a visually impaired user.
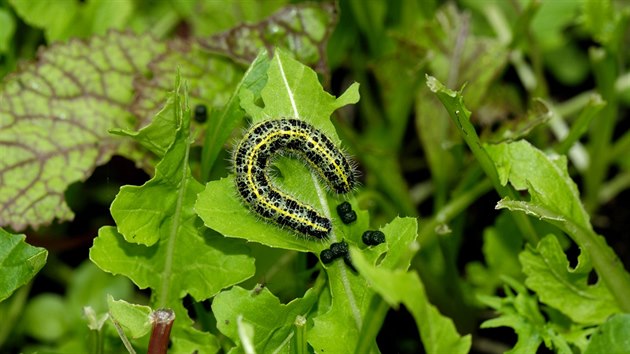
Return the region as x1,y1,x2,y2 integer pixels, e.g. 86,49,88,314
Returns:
195,49,359,252
0,31,165,230
350,219,471,354
212,284,318,353
0,229,47,301
90,76,254,352
520,235,620,324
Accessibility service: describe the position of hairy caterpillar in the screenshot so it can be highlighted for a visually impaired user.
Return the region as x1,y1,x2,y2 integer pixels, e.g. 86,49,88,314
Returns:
233,118,356,238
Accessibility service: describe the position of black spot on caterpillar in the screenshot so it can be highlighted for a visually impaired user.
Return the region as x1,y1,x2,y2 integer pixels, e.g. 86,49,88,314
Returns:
233,118,356,238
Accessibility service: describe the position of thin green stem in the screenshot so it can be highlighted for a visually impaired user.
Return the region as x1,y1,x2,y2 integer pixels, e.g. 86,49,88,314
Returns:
598,171,630,205
294,315,307,354
418,178,493,249
427,76,539,244
584,48,618,214
110,313,137,354
0,282,31,347
354,294,389,354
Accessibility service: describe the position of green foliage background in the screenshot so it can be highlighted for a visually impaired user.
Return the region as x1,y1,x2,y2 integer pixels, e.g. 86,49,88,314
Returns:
1,0,630,353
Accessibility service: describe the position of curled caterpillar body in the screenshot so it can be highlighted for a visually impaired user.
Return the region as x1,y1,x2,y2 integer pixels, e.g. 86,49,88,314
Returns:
234,119,356,238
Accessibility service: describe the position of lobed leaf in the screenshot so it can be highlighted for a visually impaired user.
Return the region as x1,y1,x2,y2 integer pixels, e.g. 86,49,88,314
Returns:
212,284,318,353
107,295,152,339
486,140,590,228
90,76,254,351
309,217,420,353
584,314,630,354
350,219,471,354
479,279,579,354
0,228,47,302
519,235,620,325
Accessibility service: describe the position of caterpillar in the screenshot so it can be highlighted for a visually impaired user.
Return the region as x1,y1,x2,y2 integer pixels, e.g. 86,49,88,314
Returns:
233,118,356,239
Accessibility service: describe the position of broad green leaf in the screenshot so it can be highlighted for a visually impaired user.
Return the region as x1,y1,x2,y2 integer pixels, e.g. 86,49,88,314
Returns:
520,235,620,325
212,284,318,353
0,31,166,231
195,49,360,252
181,0,286,36
309,218,419,353
107,295,152,339
198,2,337,74
8,0,132,41
242,49,360,127
0,229,47,301
584,314,630,354
90,77,254,352
351,236,471,354
1,4,341,232
0,8,15,54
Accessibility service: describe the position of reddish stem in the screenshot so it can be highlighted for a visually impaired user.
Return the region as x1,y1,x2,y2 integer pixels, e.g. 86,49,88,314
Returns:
147,309,175,354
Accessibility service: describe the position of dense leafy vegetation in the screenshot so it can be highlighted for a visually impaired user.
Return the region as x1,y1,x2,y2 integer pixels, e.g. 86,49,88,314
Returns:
1,0,630,353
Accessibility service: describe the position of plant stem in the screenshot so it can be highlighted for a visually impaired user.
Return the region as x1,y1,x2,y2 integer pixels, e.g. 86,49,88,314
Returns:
427,76,540,245
148,309,176,354
294,315,307,354
354,295,389,354
584,48,618,214
110,313,136,354
418,178,493,249
0,282,31,347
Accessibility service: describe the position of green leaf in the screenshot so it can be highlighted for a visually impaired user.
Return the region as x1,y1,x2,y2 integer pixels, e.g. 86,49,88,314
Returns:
107,295,152,339
198,2,338,74
0,8,15,54
200,50,271,181
195,49,360,252
479,279,575,354
0,31,166,231
0,229,47,302
581,0,621,47
488,140,630,312
90,76,254,352
584,314,630,354
350,238,471,354
309,218,420,353
212,284,318,353
486,140,590,228
109,80,201,246
8,0,133,41
520,235,620,325
1,4,342,231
